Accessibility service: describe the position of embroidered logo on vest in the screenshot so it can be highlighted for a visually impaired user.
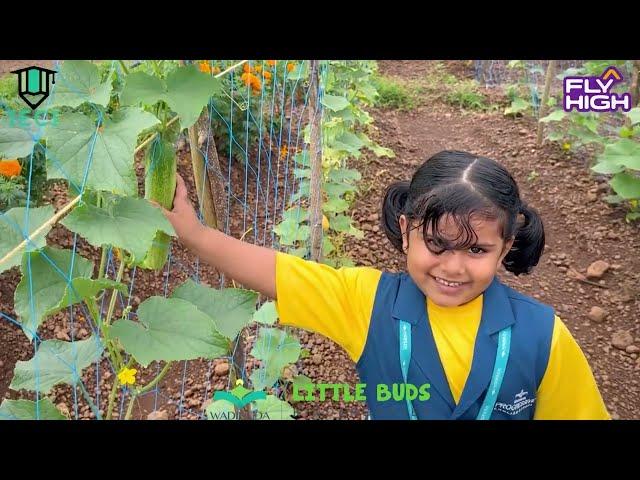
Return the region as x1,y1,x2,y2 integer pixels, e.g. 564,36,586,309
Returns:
494,389,536,415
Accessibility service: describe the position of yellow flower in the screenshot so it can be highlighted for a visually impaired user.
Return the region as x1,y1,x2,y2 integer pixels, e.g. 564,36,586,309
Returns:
287,62,295,72
199,62,211,74
0,159,21,178
322,215,329,232
118,367,137,386
267,60,276,67
562,142,571,151
254,65,262,73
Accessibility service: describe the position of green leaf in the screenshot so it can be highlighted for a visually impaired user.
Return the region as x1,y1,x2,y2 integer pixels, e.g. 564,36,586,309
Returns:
610,172,640,200
539,109,566,123
10,337,103,394
348,224,364,239
0,126,36,158
254,395,295,420
291,374,313,390
627,107,640,126
619,126,635,139
330,214,352,232
171,279,257,340
328,168,361,184
597,139,640,170
299,348,310,359
626,212,640,222
323,237,336,256
504,98,529,116
603,194,623,204
111,296,229,367
0,205,54,273
253,301,278,325
286,62,308,81
55,278,127,312
273,219,309,246
322,196,349,213
48,61,111,108
249,365,281,391
321,94,350,112
120,72,166,107
568,126,604,145
45,109,160,196
325,182,356,197
333,131,365,155
61,196,175,264
164,66,222,128
251,329,301,372
205,399,236,420
369,143,395,158
281,207,308,223
0,398,67,420
591,161,625,174
14,247,94,341
546,130,564,142
289,181,310,203
293,168,311,179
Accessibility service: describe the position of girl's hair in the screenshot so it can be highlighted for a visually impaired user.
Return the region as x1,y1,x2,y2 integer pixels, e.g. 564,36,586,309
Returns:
382,150,544,276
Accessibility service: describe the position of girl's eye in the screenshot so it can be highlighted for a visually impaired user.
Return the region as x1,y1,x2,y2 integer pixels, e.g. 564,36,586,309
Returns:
469,246,486,255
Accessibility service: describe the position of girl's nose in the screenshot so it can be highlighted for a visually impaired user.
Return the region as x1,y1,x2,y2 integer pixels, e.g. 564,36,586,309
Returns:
438,250,466,277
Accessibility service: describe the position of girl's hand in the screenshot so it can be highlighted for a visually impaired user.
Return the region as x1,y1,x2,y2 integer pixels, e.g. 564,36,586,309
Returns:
153,173,203,248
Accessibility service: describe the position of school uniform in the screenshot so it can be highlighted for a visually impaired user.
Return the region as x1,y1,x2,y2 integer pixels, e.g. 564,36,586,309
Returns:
274,252,610,420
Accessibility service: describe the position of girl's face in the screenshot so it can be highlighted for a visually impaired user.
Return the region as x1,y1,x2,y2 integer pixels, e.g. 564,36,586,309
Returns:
399,213,514,307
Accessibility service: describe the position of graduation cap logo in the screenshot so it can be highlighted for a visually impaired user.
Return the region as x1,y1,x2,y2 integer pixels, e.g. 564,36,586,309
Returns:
11,65,57,110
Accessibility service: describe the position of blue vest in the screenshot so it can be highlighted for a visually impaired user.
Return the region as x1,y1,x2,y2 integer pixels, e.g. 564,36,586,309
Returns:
355,272,555,420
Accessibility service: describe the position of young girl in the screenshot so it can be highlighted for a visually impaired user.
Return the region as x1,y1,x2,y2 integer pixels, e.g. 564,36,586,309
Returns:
158,150,610,420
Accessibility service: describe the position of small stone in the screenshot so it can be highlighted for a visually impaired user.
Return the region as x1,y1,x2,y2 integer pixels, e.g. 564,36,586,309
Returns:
587,306,608,323
312,353,322,365
586,260,609,279
625,345,640,354
214,362,229,377
147,410,169,420
611,330,634,350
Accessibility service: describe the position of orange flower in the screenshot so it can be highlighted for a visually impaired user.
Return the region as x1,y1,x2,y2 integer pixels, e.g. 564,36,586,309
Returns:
0,159,21,178
243,63,251,73
199,62,211,74
267,60,276,67
254,65,262,73
287,62,295,72
263,70,272,80
250,75,262,91
212,66,221,74
241,72,252,86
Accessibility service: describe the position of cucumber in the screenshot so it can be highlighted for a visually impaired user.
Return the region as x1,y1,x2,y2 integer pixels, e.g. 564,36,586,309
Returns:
141,137,177,270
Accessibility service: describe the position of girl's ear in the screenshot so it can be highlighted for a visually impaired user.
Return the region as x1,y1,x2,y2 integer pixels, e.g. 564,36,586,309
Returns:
399,215,409,253
498,236,515,264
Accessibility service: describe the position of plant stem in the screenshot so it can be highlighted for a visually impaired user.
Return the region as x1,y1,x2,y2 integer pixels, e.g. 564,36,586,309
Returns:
77,380,102,420
136,361,173,396
118,60,130,75
105,376,119,420
104,254,126,327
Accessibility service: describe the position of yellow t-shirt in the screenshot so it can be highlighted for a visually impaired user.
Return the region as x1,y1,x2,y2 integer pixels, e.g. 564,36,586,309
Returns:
274,252,610,420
